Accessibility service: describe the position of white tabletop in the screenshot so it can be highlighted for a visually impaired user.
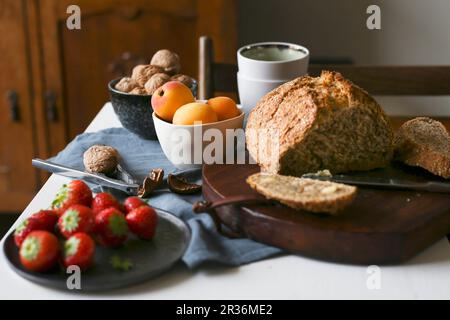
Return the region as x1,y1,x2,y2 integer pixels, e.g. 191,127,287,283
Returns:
1,103,449,300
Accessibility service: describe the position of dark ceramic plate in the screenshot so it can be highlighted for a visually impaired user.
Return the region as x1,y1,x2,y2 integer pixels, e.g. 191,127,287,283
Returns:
2,209,190,291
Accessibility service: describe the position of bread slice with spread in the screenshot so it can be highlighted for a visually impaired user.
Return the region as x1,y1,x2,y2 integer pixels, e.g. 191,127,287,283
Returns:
247,173,357,215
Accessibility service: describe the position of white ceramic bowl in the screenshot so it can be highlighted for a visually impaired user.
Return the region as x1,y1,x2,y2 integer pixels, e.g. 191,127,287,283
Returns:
237,72,288,113
237,42,309,80
153,105,245,169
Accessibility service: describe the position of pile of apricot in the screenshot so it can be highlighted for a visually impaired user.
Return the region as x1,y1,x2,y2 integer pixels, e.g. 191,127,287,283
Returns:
151,81,240,125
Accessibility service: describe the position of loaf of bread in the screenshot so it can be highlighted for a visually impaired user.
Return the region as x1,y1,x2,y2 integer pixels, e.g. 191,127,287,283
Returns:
247,173,357,215
394,117,450,178
245,71,393,176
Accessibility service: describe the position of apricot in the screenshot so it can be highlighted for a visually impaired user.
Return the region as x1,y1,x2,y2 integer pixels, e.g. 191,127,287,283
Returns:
173,102,218,125
151,81,195,122
207,97,240,121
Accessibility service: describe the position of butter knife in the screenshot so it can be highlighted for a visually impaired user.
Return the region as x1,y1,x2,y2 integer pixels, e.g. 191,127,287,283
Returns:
32,158,140,195
302,173,450,193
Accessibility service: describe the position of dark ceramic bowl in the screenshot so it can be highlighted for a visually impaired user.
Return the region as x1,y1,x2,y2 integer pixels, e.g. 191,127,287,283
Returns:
108,78,197,140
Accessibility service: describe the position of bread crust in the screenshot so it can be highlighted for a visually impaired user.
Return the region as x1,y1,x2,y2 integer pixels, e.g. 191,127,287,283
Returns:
245,71,393,175
394,117,450,178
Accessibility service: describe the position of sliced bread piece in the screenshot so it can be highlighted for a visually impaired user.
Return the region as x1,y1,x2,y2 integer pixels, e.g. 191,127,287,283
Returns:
246,173,357,215
394,117,450,178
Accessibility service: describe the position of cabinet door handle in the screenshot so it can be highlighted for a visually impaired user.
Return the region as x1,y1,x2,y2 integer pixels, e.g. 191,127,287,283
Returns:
45,90,58,122
6,90,20,122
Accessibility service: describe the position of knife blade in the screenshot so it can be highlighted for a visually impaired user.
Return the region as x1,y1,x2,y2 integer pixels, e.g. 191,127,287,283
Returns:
301,173,450,193
32,158,140,195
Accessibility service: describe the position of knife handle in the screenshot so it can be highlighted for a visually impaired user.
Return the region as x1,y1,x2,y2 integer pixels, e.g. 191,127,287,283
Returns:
32,158,140,195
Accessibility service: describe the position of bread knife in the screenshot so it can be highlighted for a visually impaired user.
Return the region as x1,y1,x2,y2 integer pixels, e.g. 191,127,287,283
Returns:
301,173,450,193
32,158,140,195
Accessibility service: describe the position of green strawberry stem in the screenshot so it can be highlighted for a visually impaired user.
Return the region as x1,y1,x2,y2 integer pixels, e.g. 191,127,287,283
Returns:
15,219,28,235
61,209,80,232
110,255,133,271
52,184,68,208
20,236,40,261
64,236,80,257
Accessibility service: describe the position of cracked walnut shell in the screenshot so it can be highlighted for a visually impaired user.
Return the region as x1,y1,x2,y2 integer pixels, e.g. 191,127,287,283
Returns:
167,174,201,194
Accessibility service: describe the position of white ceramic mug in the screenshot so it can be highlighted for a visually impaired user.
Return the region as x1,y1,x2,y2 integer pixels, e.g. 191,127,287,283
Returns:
237,42,310,112
237,73,286,114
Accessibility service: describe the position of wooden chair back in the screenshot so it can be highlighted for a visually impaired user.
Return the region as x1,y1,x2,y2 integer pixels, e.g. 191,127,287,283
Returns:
198,36,450,99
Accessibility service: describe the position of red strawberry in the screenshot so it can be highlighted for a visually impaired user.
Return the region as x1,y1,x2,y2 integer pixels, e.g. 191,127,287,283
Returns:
15,219,39,247
63,232,95,270
126,206,158,240
92,193,123,215
19,230,60,272
94,208,128,247
52,180,92,215
14,210,58,247
58,205,94,238
31,210,59,230
124,197,147,214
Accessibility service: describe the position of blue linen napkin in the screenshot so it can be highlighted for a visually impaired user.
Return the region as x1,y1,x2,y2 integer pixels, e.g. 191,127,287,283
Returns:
49,127,282,268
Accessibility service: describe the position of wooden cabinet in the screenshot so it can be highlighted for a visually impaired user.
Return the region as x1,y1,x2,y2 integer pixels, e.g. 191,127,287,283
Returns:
0,0,237,212
0,0,39,211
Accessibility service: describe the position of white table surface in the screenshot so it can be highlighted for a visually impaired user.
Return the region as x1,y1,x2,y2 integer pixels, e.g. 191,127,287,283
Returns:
1,102,450,300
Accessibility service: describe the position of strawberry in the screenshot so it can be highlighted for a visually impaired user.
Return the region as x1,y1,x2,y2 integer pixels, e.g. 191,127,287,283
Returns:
52,180,92,215
92,192,123,215
14,210,58,247
15,219,39,247
63,232,95,270
19,230,60,272
58,205,94,238
124,196,147,214
31,210,59,230
94,208,128,247
126,206,158,240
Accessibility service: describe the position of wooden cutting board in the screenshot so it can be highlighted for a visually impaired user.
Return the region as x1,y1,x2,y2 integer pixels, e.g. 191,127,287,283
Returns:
202,163,450,264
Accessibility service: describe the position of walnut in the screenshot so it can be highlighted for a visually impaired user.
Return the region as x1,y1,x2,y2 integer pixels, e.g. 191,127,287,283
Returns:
144,73,170,95
129,87,148,95
83,145,119,174
171,74,195,88
115,77,138,93
150,49,181,75
131,64,164,86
